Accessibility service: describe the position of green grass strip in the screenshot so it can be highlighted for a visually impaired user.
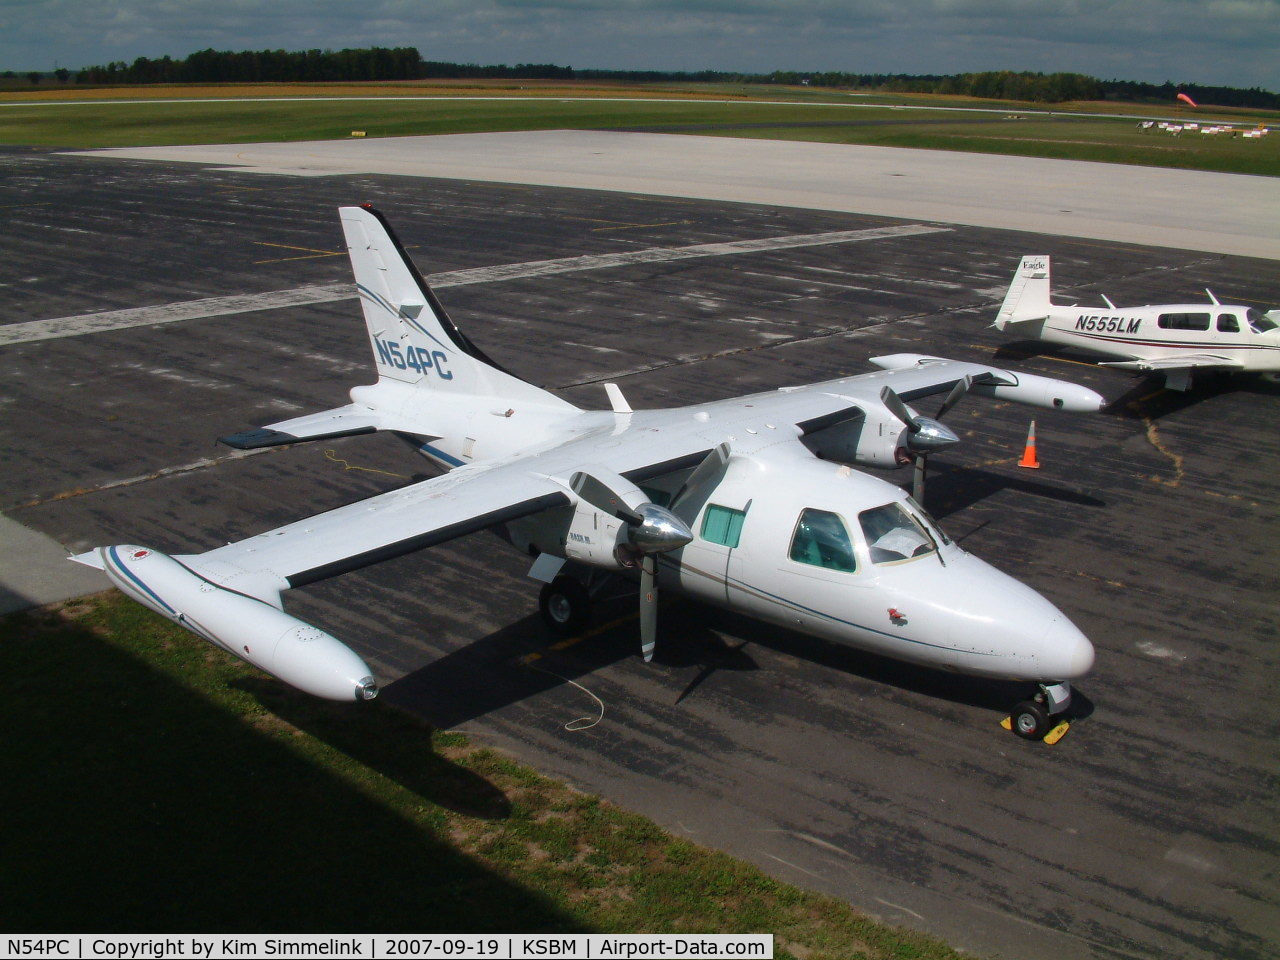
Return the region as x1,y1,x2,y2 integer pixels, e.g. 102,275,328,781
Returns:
2,593,971,959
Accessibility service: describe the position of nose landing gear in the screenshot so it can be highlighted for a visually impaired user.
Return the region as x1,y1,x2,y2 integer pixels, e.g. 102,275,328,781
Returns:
1010,681,1073,741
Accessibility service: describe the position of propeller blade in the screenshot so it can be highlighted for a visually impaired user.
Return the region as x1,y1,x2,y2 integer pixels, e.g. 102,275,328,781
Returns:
936,375,971,420
640,555,658,662
669,442,731,519
912,455,927,503
879,386,919,433
569,471,643,526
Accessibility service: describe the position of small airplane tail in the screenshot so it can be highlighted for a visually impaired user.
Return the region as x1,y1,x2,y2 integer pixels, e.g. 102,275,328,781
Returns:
340,204,567,409
994,256,1053,330
220,206,576,452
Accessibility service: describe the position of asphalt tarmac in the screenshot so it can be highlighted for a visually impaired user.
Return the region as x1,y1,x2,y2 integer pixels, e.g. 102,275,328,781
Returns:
2,145,1277,960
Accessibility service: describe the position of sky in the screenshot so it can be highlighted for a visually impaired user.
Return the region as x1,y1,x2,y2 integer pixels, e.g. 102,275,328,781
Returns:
3,0,1277,91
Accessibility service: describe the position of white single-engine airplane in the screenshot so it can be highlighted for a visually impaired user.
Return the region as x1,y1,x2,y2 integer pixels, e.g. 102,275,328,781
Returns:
994,255,1280,391
77,207,1107,739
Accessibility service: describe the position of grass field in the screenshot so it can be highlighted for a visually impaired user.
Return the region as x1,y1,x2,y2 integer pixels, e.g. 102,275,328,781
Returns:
1,81,1276,176
1,593,968,958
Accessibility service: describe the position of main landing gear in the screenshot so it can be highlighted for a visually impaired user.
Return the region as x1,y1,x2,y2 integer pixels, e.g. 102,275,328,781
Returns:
1011,681,1073,740
538,575,593,637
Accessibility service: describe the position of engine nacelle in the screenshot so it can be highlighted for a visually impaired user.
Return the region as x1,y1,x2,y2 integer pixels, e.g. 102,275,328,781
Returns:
801,407,910,469
98,545,377,702
969,371,1104,411
562,501,630,569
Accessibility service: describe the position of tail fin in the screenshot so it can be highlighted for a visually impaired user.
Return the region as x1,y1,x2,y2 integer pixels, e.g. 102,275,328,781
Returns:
994,256,1052,330
340,205,568,408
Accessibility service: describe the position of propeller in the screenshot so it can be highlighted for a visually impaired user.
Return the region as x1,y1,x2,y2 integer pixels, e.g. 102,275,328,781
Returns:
880,376,969,503
569,471,694,662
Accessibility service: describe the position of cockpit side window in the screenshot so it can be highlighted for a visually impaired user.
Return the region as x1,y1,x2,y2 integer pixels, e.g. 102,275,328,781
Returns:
701,503,746,548
1217,313,1239,333
1247,308,1278,334
859,502,937,564
789,508,857,573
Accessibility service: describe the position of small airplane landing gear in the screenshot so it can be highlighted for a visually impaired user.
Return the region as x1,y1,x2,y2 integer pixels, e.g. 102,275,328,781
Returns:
539,575,592,637
1010,681,1073,740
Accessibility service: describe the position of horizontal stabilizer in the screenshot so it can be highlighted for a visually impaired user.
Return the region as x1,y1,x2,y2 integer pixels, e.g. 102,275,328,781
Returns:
220,403,382,450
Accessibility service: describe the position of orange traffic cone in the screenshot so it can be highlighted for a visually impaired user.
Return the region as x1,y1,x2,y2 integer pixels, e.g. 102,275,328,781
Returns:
1018,420,1041,469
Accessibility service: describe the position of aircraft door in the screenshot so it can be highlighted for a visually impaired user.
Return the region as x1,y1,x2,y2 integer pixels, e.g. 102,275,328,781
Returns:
675,497,751,607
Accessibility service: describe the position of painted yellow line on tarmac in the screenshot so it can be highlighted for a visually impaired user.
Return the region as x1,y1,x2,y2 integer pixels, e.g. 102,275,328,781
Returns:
591,220,688,233
252,241,344,264
519,611,639,666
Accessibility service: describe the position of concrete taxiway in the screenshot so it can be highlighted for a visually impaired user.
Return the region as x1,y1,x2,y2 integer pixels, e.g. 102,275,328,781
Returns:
2,138,1278,960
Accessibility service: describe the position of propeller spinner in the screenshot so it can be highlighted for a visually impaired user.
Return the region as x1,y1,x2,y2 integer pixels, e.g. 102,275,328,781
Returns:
880,376,969,503
569,471,694,662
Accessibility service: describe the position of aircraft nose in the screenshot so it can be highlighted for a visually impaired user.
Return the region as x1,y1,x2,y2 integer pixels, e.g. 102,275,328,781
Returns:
1038,615,1095,680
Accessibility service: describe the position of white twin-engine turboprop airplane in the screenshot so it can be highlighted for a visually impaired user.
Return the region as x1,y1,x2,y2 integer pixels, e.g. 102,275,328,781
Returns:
994,255,1280,391
77,206,1107,740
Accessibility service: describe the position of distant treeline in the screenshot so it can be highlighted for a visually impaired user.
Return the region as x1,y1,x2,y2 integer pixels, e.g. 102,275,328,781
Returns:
68,48,1279,109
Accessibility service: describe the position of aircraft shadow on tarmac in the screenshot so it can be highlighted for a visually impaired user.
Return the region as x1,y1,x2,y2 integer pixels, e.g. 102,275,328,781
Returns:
383,587,1094,731
235,676,512,820
924,464,1107,520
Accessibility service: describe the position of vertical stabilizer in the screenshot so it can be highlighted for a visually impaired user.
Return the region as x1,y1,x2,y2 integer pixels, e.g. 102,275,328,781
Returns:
995,256,1053,330
340,205,570,409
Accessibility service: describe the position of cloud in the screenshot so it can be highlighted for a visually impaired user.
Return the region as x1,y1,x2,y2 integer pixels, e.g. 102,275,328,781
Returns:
2,0,1276,88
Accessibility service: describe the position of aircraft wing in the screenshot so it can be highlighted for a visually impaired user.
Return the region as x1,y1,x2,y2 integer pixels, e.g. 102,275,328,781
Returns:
178,462,571,600
1098,354,1244,372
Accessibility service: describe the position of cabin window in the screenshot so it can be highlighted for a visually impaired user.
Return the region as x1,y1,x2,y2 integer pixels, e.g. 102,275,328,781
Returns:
1157,312,1211,331
859,502,937,564
1217,313,1239,333
789,509,857,572
701,504,746,548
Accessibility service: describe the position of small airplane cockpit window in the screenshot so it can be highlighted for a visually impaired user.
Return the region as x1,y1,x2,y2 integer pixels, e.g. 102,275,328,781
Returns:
789,508,857,572
1217,313,1240,333
701,503,746,548
859,502,937,564
1247,308,1278,334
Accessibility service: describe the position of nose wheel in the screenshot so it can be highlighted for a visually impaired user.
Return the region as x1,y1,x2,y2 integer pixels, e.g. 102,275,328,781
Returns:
1010,682,1073,741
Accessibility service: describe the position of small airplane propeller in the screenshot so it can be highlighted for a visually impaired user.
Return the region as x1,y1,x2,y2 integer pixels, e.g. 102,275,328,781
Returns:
880,376,969,503
570,471,695,662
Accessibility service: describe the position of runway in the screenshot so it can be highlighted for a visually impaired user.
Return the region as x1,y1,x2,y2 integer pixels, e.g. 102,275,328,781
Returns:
75,130,1280,259
2,141,1278,960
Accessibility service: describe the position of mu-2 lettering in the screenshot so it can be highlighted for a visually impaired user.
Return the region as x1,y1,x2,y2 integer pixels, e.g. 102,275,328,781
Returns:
1075,314,1141,334
374,338,453,379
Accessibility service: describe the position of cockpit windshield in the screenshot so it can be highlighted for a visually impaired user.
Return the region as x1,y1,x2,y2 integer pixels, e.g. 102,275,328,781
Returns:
858,502,937,564
1247,308,1278,334
904,496,952,546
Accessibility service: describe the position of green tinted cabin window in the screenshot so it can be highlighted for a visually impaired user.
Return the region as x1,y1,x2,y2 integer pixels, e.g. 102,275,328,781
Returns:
789,508,857,572
701,504,746,548
1217,313,1239,333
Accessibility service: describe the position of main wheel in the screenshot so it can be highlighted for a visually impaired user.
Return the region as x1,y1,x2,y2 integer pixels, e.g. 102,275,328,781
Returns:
539,576,592,637
1011,700,1050,740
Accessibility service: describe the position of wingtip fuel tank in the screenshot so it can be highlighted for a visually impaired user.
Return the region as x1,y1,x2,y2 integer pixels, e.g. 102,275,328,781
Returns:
98,545,377,702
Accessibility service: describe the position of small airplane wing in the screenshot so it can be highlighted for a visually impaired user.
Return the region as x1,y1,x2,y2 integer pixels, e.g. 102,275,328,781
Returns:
181,462,571,600
1098,354,1244,372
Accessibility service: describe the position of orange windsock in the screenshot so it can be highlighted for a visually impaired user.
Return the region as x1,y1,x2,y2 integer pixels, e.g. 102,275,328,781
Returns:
1018,421,1041,469
1177,92,1198,107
